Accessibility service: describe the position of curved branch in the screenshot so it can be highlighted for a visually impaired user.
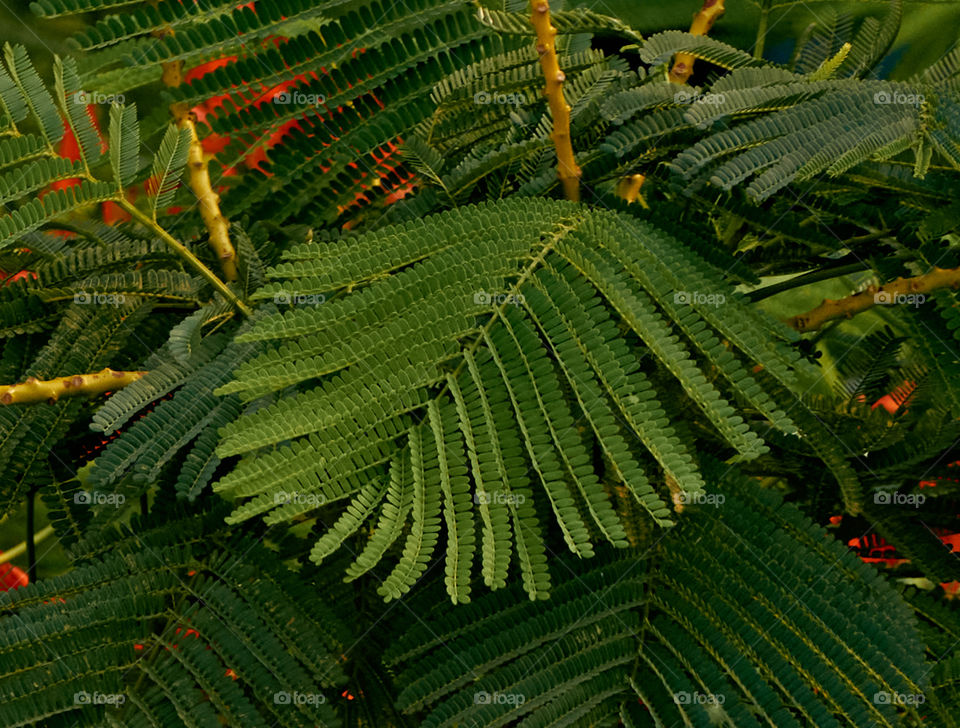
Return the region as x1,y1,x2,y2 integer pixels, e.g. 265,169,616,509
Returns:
786,266,960,332
0,524,54,565
669,0,726,84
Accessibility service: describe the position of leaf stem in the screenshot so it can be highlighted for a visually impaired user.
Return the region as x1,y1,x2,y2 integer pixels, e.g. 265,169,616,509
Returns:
118,199,253,317
745,261,870,302
754,0,770,60
26,489,36,582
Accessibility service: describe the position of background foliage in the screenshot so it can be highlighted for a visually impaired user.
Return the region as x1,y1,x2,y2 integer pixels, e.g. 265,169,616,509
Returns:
1,0,960,726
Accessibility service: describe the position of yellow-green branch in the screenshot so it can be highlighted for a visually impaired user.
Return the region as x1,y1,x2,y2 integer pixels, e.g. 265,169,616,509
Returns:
786,266,960,332
670,0,726,84
0,368,146,405
160,45,237,283
179,115,238,282
0,525,54,564
531,1,581,201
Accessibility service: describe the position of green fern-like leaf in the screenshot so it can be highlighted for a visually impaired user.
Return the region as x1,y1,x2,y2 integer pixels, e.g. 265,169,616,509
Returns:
53,56,104,170
3,43,64,145
209,199,844,600
108,102,139,191
148,123,191,220
387,464,932,727
0,508,349,728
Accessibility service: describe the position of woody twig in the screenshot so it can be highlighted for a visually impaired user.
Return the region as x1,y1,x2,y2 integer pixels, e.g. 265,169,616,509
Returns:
786,267,960,333
531,1,581,201
669,0,726,84
0,368,146,405
159,37,237,282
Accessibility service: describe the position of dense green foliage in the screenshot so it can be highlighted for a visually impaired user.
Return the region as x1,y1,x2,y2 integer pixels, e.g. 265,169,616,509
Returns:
1,0,960,725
